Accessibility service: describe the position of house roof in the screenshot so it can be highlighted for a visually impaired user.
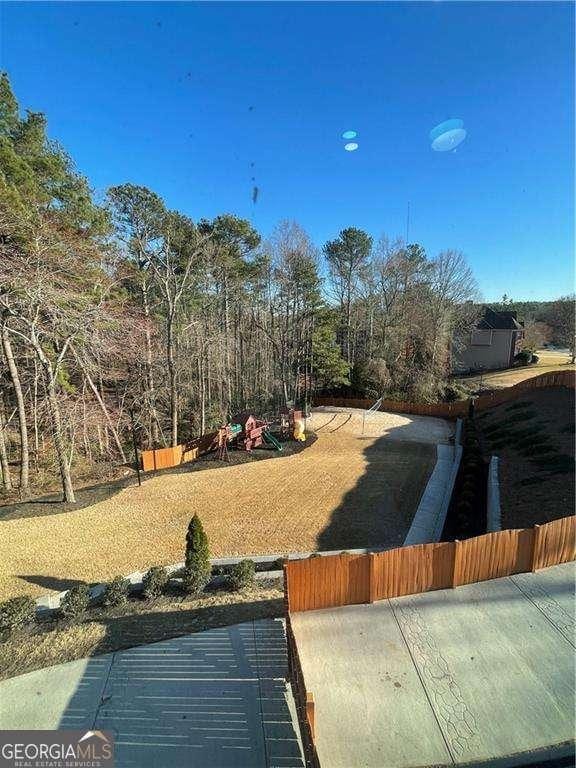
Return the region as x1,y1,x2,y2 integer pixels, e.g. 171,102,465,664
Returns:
477,307,524,331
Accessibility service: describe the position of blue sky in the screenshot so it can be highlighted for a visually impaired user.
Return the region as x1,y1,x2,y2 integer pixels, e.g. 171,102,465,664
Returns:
1,1,574,301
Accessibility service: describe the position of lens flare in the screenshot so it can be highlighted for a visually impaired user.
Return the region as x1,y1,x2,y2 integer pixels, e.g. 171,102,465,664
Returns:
430,119,467,152
342,130,357,140
344,142,359,151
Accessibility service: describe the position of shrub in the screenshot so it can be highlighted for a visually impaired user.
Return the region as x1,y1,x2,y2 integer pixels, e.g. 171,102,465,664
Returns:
515,350,533,366
0,595,36,638
227,559,256,591
442,383,470,402
142,566,169,599
103,576,130,607
60,584,90,620
182,515,211,594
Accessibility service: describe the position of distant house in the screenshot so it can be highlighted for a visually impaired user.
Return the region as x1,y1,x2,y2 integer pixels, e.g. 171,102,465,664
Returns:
453,307,524,373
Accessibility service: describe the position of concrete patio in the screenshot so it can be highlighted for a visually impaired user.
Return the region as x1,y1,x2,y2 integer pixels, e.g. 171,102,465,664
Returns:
0,618,304,768
291,562,575,768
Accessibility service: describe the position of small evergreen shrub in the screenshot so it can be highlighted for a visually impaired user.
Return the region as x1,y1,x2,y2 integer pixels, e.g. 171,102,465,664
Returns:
0,595,36,638
142,566,169,599
60,584,90,620
227,559,256,591
103,576,130,607
182,515,211,594
515,350,533,366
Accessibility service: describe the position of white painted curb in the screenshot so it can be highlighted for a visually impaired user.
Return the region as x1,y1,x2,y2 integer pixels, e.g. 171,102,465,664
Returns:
487,455,501,532
403,418,463,546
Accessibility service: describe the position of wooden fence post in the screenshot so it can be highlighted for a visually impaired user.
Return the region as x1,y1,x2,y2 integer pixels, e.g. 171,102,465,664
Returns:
531,525,541,572
452,540,462,587
306,692,315,740
368,553,376,603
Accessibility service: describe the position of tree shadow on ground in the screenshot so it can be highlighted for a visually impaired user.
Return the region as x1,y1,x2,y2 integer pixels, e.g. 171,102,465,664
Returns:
17,574,88,593
0,474,137,521
316,426,438,552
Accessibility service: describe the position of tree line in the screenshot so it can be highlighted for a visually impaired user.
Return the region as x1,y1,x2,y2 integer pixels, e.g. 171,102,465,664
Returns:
0,73,570,503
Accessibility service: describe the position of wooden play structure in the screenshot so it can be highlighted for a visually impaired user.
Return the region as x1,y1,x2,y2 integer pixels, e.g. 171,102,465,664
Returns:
281,407,306,441
141,407,302,470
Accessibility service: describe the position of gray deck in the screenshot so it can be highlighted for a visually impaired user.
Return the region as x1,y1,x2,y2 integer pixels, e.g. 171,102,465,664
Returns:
291,562,575,768
0,618,304,768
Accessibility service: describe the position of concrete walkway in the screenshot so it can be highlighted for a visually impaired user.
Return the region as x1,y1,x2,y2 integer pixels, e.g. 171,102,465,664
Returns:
0,618,304,768
291,562,575,768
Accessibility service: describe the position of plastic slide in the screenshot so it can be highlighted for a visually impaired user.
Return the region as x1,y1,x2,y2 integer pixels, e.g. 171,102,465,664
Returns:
263,430,283,451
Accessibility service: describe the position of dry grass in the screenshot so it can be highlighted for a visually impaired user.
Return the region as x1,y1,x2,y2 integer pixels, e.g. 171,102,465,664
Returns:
0,581,283,680
0,428,435,601
455,349,575,391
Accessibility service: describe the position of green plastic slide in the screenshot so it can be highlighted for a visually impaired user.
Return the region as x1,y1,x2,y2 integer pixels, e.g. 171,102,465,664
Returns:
263,430,283,451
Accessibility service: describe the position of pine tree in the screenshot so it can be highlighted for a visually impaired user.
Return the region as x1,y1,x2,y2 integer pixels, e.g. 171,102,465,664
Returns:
0,72,19,137
182,515,211,594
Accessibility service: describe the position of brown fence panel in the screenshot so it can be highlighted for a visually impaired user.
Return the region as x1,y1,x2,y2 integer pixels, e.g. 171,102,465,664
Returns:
372,542,455,600
453,528,535,587
313,397,461,420
285,554,370,612
141,445,183,471
532,516,576,571
141,430,219,471
314,371,574,420
285,517,575,613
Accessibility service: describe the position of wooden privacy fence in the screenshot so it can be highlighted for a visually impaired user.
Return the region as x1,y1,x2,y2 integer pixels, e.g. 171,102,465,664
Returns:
313,369,576,421
141,431,219,472
284,515,575,612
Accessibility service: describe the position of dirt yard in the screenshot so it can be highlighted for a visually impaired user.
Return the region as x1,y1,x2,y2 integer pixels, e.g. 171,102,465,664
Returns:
0,411,444,600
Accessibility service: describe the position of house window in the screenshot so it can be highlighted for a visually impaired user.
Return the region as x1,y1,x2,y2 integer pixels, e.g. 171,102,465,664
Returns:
471,329,492,346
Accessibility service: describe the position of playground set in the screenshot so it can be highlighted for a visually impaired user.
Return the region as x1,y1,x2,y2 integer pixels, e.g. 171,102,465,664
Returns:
141,408,306,471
